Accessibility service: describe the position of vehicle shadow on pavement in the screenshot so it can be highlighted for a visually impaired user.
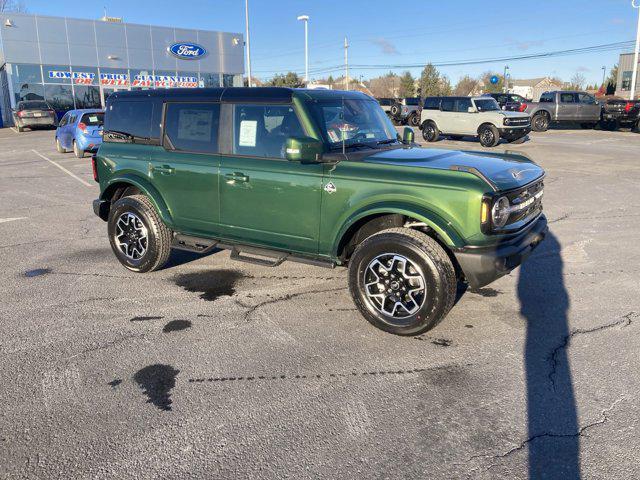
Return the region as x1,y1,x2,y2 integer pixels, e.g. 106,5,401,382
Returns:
517,232,580,479
163,248,221,269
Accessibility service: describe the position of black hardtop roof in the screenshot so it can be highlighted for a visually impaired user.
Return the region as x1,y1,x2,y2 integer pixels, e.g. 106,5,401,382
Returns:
109,87,372,103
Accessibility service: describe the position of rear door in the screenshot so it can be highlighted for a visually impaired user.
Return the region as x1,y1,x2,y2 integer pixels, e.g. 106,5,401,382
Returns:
557,92,578,121
218,102,323,254
577,93,600,121
150,101,222,236
438,97,456,133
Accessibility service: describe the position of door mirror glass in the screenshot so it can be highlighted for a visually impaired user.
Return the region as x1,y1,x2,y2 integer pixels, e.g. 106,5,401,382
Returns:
402,127,414,144
285,137,324,163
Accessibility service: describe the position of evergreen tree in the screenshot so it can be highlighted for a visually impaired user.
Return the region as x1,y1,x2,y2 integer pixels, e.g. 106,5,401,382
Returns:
399,71,416,97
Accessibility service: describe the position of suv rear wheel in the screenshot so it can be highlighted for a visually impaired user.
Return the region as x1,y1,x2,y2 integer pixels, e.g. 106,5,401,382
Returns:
408,112,421,127
107,195,172,273
478,124,499,147
422,121,440,142
348,228,456,336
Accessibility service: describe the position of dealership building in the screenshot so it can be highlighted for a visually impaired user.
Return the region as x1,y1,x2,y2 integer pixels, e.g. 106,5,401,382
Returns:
616,52,639,99
0,12,244,126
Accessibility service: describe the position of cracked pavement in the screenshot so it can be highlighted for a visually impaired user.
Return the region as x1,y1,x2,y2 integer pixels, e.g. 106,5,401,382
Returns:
1,127,639,479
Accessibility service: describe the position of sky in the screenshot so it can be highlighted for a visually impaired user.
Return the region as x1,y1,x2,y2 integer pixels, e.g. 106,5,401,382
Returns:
19,0,640,86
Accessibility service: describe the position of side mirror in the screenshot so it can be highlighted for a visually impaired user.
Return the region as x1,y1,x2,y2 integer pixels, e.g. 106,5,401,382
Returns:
402,127,414,144
285,136,324,163
468,106,478,113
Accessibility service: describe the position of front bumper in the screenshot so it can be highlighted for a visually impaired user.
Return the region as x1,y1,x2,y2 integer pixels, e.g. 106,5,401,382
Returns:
453,214,548,288
499,127,531,139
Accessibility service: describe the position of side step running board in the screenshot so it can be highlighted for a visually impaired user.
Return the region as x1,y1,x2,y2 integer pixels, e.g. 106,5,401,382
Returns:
171,233,336,269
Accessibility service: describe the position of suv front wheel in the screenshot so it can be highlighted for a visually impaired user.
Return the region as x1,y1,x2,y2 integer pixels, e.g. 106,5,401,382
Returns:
478,124,500,147
348,228,456,336
107,195,172,273
422,121,440,142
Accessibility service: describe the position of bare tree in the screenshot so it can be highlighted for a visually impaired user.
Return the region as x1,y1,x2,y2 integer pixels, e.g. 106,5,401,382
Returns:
0,0,27,12
570,72,586,90
453,75,477,96
368,72,400,98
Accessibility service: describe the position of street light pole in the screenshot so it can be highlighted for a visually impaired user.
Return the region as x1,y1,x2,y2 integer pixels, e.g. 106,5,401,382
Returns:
245,0,252,87
601,66,606,87
297,15,309,85
344,36,350,91
630,0,640,100
503,65,509,93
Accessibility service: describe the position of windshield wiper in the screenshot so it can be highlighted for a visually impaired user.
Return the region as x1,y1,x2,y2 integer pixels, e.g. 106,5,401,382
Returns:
377,139,399,145
104,130,152,143
331,142,377,151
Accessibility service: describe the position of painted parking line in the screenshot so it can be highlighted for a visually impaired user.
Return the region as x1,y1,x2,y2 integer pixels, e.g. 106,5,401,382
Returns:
31,149,94,187
0,217,27,224
9,127,20,134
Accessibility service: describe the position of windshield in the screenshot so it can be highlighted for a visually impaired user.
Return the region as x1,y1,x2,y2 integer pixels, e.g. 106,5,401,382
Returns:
474,99,500,112
19,101,50,110
81,112,104,126
306,98,397,148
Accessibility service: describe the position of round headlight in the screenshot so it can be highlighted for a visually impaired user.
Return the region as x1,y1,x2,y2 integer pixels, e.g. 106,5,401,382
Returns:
492,196,510,228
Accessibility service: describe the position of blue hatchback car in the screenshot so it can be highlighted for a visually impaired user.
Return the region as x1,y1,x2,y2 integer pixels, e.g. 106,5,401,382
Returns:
55,109,104,158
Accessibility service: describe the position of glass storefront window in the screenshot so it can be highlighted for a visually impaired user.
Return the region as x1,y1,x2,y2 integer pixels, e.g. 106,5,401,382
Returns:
199,72,221,88
71,66,98,86
44,84,74,113
130,69,153,89
622,71,632,91
13,83,45,104
153,70,177,88
44,65,72,84
99,68,130,87
222,74,235,87
176,71,199,88
11,64,42,84
73,85,102,109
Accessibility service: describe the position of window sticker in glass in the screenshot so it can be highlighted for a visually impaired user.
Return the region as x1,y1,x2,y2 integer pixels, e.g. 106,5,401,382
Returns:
177,109,214,142
239,120,257,147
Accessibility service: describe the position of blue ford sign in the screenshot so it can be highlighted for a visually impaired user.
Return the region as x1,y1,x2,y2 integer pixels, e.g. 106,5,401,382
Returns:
168,42,207,60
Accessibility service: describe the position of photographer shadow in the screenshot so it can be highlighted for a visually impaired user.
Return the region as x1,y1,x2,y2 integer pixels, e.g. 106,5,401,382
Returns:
517,232,580,479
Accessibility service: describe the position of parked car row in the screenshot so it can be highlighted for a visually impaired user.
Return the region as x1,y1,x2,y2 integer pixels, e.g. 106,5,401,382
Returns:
379,97,422,127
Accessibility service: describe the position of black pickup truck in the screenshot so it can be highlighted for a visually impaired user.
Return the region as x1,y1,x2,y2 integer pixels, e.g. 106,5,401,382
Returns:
599,98,640,131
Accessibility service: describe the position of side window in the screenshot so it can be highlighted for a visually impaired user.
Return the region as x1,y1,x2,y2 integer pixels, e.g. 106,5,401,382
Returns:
578,93,595,105
232,104,304,159
539,93,554,103
560,93,575,103
59,113,69,127
423,98,440,110
164,103,220,153
495,94,507,104
105,100,154,142
455,98,472,112
440,98,454,112
69,114,77,125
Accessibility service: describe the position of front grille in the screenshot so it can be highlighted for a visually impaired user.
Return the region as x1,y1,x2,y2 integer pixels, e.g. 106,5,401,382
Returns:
504,179,544,228
505,117,530,126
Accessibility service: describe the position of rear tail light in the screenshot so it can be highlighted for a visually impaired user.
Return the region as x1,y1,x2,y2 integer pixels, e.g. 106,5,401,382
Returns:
78,122,88,133
519,103,527,112
17,111,25,117
91,155,99,182
625,102,633,112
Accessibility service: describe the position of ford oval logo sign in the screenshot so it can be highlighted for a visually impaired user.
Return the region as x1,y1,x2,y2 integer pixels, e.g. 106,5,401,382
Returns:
168,42,207,60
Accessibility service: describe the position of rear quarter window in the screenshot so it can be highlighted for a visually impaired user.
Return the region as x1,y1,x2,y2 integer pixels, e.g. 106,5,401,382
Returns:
104,100,160,142
423,98,440,110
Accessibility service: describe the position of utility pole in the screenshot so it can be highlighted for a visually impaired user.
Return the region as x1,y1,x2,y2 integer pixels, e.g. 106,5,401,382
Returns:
503,65,509,93
297,15,309,85
245,0,252,87
631,0,640,100
344,36,349,91
601,66,606,87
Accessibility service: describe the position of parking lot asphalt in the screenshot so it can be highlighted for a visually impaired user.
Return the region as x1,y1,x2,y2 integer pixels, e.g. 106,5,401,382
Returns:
1,126,639,479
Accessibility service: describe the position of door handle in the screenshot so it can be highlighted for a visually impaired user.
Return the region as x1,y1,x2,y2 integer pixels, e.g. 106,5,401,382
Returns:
224,172,249,184
152,165,175,175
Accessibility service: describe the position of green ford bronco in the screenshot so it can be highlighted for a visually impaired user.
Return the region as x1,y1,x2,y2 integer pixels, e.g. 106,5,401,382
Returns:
92,87,547,335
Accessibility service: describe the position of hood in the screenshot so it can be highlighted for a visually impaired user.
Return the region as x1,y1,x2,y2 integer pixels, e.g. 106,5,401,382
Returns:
501,111,529,118
362,147,544,191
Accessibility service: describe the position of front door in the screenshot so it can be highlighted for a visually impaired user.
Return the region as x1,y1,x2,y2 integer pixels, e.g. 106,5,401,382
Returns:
218,103,323,255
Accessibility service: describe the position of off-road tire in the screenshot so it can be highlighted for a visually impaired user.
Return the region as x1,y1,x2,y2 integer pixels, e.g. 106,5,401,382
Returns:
478,124,500,147
107,195,172,273
531,112,549,132
73,140,85,158
56,138,66,153
422,121,440,142
633,119,640,133
600,119,619,131
390,104,401,117
408,112,421,127
348,228,456,336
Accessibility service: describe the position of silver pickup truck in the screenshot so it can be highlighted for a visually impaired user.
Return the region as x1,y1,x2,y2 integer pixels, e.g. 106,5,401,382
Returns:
525,91,600,132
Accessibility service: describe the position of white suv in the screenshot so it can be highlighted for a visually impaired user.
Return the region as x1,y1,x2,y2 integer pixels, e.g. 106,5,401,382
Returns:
420,96,531,147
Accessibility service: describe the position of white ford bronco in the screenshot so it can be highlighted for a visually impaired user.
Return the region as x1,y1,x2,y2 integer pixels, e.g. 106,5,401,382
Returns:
420,96,531,147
